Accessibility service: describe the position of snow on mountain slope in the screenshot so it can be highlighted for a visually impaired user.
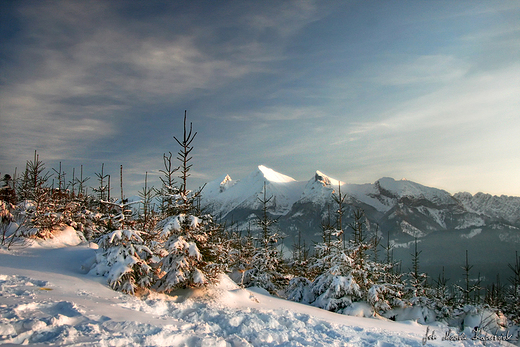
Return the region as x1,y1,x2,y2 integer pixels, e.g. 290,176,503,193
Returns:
299,171,341,205
0,240,500,346
201,167,520,244
204,169,460,217
202,165,305,217
202,174,237,196
375,177,453,203
257,165,296,183
454,192,520,224
363,177,457,212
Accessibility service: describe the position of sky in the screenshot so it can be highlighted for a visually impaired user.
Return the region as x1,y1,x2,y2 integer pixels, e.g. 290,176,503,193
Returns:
1,0,520,197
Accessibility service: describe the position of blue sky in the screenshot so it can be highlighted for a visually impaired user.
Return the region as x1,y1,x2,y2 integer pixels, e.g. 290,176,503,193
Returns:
1,0,520,197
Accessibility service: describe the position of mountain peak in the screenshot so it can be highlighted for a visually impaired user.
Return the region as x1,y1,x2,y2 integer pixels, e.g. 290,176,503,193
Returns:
314,170,342,187
219,174,234,193
220,174,232,184
257,165,296,183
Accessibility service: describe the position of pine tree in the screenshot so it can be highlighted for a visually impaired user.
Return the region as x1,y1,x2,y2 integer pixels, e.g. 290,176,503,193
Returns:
230,223,256,288
100,165,140,231
74,165,90,197
456,250,482,306
0,200,14,246
307,206,361,312
243,182,288,294
431,267,454,321
505,251,520,324
89,165,153,295
0,173,17,205
157,152,179,217
484,274,506,311
407,237,429,300
92,163,109,204
18,150,50,202
289,229,311,278
154,111,224,292
89,228,153,295
137,172,157,235
306,207,403,315
16,151,63,239
0,174,16,245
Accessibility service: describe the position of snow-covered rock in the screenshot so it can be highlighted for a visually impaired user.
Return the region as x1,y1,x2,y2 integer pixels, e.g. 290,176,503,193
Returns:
454,191,520,224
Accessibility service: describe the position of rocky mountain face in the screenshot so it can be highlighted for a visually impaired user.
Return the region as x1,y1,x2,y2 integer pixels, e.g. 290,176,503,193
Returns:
201,166,520,284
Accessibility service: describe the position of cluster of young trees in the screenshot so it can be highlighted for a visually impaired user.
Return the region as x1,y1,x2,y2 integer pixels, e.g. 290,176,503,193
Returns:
282,191,520,329
1,112,519,332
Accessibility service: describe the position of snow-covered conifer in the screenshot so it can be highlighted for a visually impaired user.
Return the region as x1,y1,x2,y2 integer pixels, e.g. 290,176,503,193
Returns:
0,200,14,246
309,236,355,310
153,112,225,292
286,276,312,303
305,208,403,315
430,267,455,321
403,236,434,314
90,228,152,294
242,182,288,294
0,174,16,205
505,251,520,324
288,229,311,278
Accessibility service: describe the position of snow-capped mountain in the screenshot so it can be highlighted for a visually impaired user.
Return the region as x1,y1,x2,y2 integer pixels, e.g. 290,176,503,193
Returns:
454,191,520,225
202,166,520,286
202,166,520,237
203,165,306,218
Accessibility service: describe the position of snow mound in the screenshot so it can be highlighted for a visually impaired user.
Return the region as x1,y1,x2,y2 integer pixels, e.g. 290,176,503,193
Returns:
23,226,85,248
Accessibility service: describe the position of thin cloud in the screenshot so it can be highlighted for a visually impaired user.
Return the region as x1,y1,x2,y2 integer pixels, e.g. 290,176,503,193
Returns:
1,1,324,175
1,1,519,197
369,55,470,86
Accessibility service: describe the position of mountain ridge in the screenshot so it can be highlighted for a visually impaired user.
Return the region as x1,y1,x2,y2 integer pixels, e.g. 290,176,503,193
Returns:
201,165,520,237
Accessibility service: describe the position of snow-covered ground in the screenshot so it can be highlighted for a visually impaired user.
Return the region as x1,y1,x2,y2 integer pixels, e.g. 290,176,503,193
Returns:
0,230,516,346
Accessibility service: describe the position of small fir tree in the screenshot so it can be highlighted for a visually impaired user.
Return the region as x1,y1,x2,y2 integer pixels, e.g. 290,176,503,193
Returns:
243,182,288,294
154,111,224,292
456,250,482,306
505,251,520,324
89,228,153,295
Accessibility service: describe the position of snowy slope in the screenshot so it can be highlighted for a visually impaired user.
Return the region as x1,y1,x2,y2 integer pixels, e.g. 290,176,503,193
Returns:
298,171,342,206
0,234,510,346
343,177,458,214
454,192,520,224
202,165,305,217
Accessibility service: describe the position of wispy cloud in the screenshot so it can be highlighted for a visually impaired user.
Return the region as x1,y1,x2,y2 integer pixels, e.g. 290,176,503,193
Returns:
2,1,520,196
0,0,322,174
368,55,470,86
327,62,520,194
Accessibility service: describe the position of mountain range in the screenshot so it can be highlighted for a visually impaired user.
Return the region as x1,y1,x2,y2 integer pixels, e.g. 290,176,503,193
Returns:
201,165,520,285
